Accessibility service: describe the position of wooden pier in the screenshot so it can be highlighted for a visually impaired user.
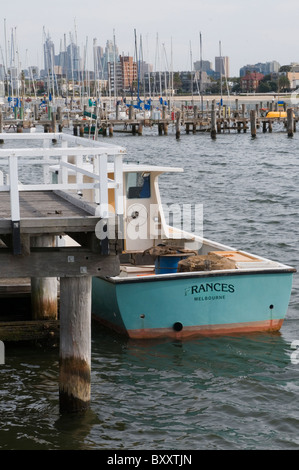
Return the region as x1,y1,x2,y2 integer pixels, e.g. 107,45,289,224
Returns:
0,133,124,412
1,97,298,140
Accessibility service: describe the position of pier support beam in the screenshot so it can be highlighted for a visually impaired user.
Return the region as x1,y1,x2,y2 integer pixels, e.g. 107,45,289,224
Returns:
268,120,272,133
31,235,58,320
59,276,91,413
211,103,216,139
175,111,180,139
287,108,294,137
250,110,257,138
137,122,143,136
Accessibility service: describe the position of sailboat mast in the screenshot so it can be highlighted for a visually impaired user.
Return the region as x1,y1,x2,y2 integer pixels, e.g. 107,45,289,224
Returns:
190,41,193,105
219,40,223,104
200,32,203,113
4,19,8,97
134,29,139,103
113,29,117,101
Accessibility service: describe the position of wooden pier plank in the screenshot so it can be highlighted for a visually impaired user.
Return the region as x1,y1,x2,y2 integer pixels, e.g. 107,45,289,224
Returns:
0,190,101,234
0,249,119,278
0,319,59,342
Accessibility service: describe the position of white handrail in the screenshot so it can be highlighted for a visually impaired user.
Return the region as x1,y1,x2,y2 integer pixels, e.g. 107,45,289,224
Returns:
0,132,125,224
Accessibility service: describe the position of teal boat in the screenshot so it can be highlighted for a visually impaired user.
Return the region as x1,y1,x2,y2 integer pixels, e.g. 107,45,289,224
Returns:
91,163,296,339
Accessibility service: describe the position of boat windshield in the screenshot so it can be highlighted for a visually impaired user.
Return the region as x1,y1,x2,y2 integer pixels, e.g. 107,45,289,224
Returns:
126,172,151,199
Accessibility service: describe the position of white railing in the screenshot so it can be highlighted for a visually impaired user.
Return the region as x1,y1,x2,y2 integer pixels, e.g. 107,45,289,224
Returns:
0,132,125,223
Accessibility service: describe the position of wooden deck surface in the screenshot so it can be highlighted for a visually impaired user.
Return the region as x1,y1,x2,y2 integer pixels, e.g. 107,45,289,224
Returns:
0,190,99,234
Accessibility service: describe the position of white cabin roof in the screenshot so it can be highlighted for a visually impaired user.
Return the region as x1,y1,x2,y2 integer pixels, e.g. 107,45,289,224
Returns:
110,163,184,174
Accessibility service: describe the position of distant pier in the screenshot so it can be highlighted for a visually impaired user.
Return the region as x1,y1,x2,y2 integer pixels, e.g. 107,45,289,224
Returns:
0,96,297,140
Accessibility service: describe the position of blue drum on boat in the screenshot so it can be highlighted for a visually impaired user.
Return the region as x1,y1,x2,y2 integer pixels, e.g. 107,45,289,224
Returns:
155,254,187,274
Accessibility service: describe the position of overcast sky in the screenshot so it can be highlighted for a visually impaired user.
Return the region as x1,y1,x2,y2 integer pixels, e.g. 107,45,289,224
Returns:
1,0,299,76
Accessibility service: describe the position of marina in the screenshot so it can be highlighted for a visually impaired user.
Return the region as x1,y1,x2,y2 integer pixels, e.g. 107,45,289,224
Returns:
0,112,297,417
0,94,298,139
2,0,299,453
0,128,298,449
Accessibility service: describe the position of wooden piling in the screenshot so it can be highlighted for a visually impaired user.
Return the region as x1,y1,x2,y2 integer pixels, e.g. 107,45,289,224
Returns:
235,99,239,117
268,120,272,133
211,102,217,139
287,108,294,137
59,276,91,413
34,104,38,121
51,111,57,133
57,106,62,122
175,111,180,139
129,103,133,120
250,110,257,138
31,235,58,321
137,122,143,136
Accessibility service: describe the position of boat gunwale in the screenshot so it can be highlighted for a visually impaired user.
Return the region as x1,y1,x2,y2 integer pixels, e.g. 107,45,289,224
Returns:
100,266,296,284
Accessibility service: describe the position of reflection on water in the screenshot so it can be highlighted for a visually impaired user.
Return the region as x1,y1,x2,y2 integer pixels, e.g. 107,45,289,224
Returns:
0,129,299,449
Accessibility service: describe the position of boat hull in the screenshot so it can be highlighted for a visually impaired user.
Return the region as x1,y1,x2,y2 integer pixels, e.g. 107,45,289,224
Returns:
91,269,294,339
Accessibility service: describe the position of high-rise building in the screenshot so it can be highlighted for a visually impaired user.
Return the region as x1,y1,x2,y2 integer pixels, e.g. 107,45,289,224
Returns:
120,56,137,91
215,56,230,78
93,39,104,79
44,34,55,74
240,61,280,77
194,60,213,73
103,40,119,80
67,43,81,80
109,55,137,94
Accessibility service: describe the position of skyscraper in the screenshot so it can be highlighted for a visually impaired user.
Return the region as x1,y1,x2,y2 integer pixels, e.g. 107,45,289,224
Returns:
44,33,55,74
215,56,230,78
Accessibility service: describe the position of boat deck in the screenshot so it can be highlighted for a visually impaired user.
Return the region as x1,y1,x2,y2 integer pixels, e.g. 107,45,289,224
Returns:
117,249,287,279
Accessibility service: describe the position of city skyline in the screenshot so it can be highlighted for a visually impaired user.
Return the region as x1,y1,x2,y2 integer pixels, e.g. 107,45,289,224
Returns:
1,0,299,77
0,29,292,82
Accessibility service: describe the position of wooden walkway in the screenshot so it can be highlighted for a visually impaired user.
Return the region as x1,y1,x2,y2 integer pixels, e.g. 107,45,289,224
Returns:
0,189,119,278
0,132,125,412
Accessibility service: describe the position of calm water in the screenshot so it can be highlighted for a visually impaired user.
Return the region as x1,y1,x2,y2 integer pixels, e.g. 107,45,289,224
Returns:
1,122,299,450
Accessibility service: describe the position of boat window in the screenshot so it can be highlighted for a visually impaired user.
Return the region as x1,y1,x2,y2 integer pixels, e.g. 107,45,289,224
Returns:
126,172,151,199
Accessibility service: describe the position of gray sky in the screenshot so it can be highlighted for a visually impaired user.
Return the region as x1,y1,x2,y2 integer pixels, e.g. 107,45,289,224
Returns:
1,0,299,76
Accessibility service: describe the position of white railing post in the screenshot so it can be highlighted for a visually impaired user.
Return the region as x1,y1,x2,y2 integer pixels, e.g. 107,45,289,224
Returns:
76,152,83,186
9,153,21,255
60,140,68,185
114,153,124,240
99,153,108,218
9,153,20,222
43,138,50,184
